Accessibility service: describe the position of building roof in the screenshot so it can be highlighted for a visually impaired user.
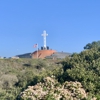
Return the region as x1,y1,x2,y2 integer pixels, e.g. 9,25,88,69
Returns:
16,53,31,58
16,51,71,59
45,52,71,59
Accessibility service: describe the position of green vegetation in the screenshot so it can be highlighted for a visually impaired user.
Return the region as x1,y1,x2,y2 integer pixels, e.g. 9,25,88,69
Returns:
0,59,62,99
0,41,100,99
60,42,100,99
84,40,100,49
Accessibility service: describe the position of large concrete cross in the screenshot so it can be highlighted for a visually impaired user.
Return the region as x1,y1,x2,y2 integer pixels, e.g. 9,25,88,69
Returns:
41,30,48,49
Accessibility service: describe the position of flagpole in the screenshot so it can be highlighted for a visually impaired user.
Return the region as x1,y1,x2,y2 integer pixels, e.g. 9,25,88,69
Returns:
37,43,38,59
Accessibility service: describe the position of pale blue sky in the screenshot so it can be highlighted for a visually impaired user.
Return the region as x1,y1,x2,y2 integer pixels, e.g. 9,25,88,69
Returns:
0,0,100,57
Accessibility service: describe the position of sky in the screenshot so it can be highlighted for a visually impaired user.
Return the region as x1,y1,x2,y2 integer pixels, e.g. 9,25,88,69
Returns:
0,0,100,57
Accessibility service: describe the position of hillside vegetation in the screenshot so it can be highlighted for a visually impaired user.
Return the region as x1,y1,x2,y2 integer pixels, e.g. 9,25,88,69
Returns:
0,41,100,100
0,58,62,99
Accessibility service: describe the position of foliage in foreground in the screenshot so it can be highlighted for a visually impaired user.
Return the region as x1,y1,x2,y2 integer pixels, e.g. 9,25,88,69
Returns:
60,47,100,99
19,76,90,100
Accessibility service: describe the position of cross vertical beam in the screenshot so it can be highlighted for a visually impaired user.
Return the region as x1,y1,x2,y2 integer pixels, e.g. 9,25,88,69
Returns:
41,30,48,49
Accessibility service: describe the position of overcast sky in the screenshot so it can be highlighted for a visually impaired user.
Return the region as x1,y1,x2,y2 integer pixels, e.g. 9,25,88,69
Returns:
0,0,100,57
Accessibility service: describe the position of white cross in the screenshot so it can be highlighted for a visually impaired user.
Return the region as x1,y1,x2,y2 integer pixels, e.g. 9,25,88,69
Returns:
41,30,48,49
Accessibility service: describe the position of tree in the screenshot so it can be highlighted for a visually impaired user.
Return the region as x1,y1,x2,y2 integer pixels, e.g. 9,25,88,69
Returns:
84,41,100,49
60,46,100,97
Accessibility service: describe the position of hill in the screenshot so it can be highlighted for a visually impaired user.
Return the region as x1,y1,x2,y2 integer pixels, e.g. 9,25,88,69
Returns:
0,42,100,99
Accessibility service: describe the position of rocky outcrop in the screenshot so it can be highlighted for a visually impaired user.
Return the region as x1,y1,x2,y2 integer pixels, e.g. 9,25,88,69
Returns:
19,76,96,100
